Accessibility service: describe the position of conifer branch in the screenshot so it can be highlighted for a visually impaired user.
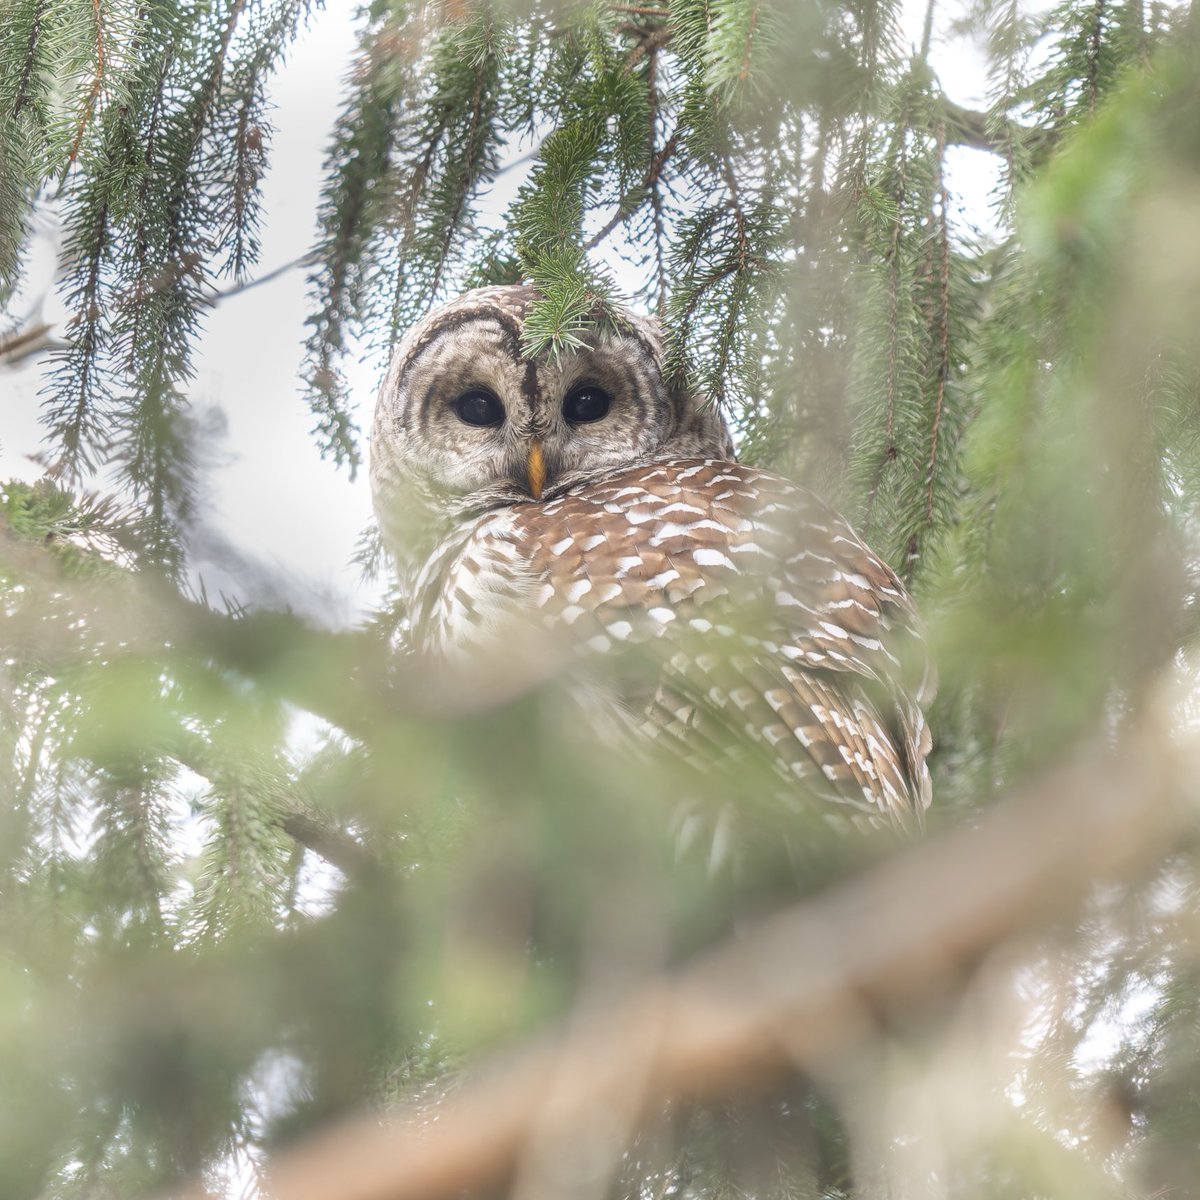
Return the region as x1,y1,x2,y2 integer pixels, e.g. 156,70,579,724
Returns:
153,702,1188,1200
229,94,264,278
924,123,951,535
67,0,105,163
1087,0,1106,113
582,128,679,252
11,0,46,118
429,60,488,302
277,809,375,877
647,44,668,313
719,152,747,245
387,129,443,337
50,201,109,482
126,48,174,375
863,134,907,534
939,96,1053,157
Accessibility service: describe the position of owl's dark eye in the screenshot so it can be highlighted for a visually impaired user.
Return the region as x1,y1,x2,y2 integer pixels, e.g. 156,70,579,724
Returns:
563,384,611,424
452,388,505,427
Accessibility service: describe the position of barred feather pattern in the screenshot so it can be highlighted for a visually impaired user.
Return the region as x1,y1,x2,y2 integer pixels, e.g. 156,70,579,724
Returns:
409,457,935,826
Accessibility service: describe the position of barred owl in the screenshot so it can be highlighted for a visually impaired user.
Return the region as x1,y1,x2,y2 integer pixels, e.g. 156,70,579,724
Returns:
371,286,934,828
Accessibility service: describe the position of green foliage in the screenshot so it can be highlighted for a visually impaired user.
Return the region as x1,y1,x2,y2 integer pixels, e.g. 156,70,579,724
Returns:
6,1,1200,1198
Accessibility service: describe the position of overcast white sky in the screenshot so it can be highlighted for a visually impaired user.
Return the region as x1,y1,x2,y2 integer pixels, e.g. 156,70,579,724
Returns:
0,1,998,625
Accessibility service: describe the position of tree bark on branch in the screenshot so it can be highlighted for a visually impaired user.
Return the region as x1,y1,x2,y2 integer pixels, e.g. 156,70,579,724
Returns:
154,684,1190,1200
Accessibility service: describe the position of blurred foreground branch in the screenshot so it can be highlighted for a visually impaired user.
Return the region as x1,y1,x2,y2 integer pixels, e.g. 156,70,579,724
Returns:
0,511,577,731
156,684,1190,1200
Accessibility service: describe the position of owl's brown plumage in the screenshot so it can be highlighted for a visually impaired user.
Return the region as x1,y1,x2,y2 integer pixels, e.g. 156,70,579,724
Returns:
372,286,934,827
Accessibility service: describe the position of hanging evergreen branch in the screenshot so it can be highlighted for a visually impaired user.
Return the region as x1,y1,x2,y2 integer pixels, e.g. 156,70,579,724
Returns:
918,120,953,575
861,124,908,535
304,3,507,470
67,0,106,163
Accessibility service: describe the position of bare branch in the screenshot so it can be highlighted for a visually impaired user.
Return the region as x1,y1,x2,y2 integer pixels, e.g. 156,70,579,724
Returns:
0,319,60,363
940,97,1053,157
277,808,373,876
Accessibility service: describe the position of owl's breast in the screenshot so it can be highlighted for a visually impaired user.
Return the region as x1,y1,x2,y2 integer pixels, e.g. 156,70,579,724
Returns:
507,459,914,665
407,457,934,821
409,507,541,661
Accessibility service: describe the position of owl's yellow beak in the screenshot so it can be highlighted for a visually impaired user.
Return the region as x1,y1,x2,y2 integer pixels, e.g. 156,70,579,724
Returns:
527,439,547,500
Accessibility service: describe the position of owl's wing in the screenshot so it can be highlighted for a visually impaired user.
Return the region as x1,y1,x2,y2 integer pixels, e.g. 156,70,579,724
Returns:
512,458,934,826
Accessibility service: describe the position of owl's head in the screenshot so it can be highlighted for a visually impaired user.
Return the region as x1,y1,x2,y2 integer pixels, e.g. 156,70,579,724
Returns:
370,285,733,561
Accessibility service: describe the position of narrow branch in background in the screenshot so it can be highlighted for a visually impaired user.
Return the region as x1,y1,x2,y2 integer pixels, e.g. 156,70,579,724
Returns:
5,256,317,368
924,123,951,534
11,0,47,117
583,129,679,252
204,252,317,305
67,0,105,162
1087,0,1106,113
429,61,488,302
863,132,907,534
940,96,1052,156
736,1,763,86
647,45,669,314
920,0,937,62
0,320,55,362
153,698,1189,1200
277,809,374,877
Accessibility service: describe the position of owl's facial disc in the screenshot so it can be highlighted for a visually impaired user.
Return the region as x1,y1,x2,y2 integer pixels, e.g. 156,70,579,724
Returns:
380,310,671,503
372,287,733,556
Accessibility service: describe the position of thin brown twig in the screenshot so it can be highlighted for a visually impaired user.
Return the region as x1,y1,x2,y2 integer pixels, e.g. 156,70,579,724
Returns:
153,693,1190,1200
203,252,318,305
647,45,669,315
68,0,106,163
2,255,317,368
924,122,951,533
0,320,56,361
583,129,680,252
12,0,47,117
624,22,672,67
1087,0,1106,113
863,134,908,534
737,0,762,85
430,60,489,301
